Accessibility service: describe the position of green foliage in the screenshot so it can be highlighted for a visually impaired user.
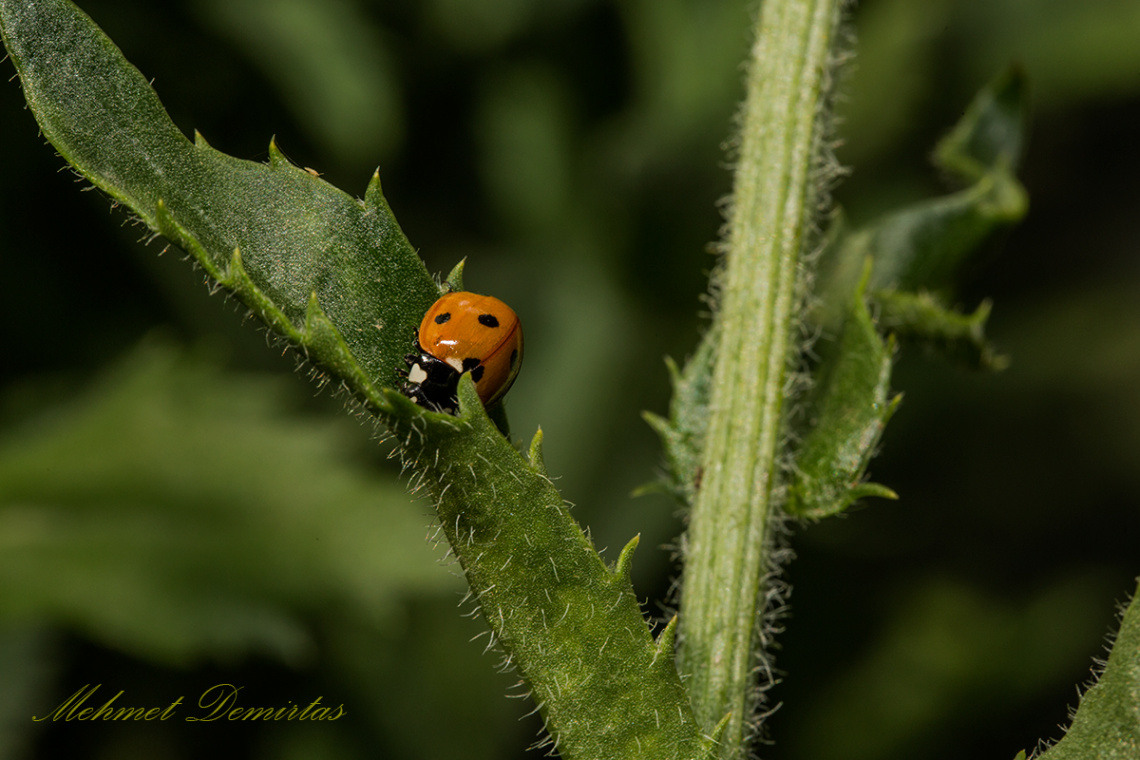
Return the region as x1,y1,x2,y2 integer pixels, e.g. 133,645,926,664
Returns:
674,0,852,751
0,339,446,664
840,0,1140,169
0,2,712,757
651,67,1029,523
2,0,1139,759
196,0,403,165
1036,581,1140,760
0,0,440,414
813,67,1028,337
641,326,716,505
786,263,900,520
380,377,714,758
784,66,1028,520
874,291,1001,369
0,340,529,760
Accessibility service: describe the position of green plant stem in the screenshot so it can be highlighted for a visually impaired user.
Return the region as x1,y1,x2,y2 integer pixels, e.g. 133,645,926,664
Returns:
678,0,846,754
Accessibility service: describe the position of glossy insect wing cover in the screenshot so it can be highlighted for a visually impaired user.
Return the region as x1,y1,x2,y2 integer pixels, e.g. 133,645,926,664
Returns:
417,292,523,406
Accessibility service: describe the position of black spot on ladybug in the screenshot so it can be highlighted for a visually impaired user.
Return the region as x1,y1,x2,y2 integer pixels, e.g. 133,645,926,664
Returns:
462,357,481,371
434,312,452,325
478,314,500,328
471,365,485,382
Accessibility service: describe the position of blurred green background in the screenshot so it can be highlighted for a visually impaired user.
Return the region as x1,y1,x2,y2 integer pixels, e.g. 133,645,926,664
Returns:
2,0,1139,758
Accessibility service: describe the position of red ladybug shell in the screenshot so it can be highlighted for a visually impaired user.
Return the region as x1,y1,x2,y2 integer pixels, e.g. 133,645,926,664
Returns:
417,292,523,407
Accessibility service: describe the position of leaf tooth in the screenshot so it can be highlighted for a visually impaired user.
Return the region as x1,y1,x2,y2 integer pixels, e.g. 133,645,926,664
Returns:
303,291,390,412
704,711,733,751
641,410,671,439
633,411,681,499
454,372,485,421
612,534,640,583
267,136,288,167
379,387,419,417
222,247,304,345
663,355,682,390
652,614,679,663
528,427,546,472
304,290,350,356
193,130,211,149
364,168,384,209
303,290,324,334
848,482,898,502
885,390,903,420
629,480,672,499
155,198,224,282
153,196,177,238
223,246,250,293
445,257,467,293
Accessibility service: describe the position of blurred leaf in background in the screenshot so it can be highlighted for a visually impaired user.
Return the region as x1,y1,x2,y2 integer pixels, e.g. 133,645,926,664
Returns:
774,0,1140,757
0,338,446,664
0,337,535,759
195,0,403,166
2,0,1140,758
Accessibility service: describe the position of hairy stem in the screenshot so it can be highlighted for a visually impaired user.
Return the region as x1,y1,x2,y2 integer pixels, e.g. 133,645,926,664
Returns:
678,0,846,754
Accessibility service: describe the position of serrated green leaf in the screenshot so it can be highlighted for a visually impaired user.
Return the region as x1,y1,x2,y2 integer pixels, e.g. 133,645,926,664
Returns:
1036,580,1140,760
0,339,450,665
813,66,1029,335
866,166,1027,295
378,375,714,759
786,266,899,520
2,5,711,756
815,163,1026,318
640,325,717,506
874,290,1007,370
934,65,1028,183
0,0,440,412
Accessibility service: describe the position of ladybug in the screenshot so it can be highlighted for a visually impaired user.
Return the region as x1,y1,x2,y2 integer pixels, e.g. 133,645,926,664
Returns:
401,292,523,414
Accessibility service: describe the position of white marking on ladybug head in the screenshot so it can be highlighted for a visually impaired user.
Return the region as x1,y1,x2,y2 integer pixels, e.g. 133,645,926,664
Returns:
445,357,465,372
407,363,428,385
